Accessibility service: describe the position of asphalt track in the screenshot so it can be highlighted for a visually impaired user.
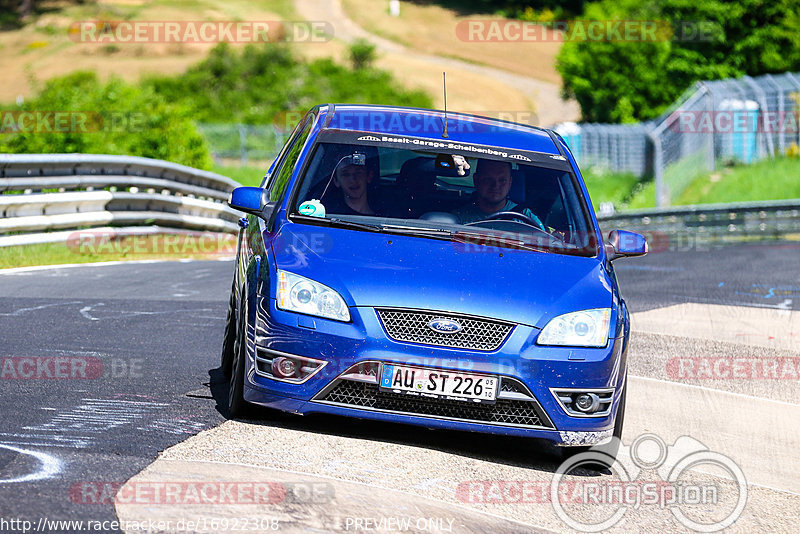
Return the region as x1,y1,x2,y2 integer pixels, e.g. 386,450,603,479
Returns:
0,242,798,532
0,260,231,529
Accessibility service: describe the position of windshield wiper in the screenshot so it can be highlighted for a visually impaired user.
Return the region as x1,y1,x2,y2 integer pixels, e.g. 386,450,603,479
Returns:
325,217,383,232
379,224,454,239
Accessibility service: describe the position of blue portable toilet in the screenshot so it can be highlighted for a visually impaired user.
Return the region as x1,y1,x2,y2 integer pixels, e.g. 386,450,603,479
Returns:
555,121,582,161
718,99,759,163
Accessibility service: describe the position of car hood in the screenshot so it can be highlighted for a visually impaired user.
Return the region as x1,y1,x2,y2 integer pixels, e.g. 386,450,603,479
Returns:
271,223,613,328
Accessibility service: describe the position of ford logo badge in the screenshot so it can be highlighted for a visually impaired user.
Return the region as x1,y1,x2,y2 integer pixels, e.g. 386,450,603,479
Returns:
427,318,462,334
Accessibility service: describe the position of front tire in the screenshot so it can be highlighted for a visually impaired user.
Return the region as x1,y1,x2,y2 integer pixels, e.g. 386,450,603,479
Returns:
220,280,237,379
227,297,252,419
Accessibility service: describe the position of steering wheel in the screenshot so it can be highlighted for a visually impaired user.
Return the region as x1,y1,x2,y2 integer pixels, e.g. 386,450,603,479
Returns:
467,211,547,232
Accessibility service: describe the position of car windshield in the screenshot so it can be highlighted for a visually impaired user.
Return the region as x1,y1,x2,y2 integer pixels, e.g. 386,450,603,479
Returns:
290,138,598,256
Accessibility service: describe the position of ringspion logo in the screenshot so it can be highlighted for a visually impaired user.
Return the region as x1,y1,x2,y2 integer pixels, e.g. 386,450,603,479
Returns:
551,434,747,532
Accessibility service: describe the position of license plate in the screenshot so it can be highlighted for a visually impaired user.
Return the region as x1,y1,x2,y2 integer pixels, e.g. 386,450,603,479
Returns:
379,364,497,403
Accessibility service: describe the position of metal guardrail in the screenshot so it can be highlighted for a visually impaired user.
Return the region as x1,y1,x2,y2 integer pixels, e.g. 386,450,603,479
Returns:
0,154,242,246
599,199,800,249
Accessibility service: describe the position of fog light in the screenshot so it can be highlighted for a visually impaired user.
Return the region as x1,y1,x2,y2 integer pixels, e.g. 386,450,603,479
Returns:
273,357,297,378
574,393,599,413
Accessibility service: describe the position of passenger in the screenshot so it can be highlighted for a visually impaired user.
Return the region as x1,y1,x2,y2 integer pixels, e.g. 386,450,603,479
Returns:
325,160,380,216
453,159,544,228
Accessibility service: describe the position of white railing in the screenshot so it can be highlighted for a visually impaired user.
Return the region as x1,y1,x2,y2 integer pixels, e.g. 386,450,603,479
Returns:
0,154,244,247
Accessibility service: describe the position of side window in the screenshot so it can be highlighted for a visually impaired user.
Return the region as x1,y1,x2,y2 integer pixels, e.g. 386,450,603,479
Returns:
261,115,311,188
266,117,313,202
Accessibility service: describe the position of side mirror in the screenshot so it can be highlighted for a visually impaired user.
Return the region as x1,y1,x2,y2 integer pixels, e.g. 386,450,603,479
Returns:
605,230,647,261
227,187,275,220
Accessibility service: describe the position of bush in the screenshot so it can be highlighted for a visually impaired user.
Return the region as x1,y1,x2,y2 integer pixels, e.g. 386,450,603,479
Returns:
349,39,377,70
144,43,432,127
0,72,212,169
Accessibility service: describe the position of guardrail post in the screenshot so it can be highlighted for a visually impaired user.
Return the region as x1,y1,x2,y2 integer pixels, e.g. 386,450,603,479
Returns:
649,131,667,208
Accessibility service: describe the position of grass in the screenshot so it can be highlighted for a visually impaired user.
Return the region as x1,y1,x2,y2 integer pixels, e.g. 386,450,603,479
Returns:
661,151,709,202
0,233,237,269
676,157,800,205
581,168,641,208
625,181,657,209
602,156,800,211
211,164,269,187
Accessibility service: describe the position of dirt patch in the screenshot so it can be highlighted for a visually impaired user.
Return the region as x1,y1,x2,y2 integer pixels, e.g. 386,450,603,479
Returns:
342,0,563,85
0,0,288,103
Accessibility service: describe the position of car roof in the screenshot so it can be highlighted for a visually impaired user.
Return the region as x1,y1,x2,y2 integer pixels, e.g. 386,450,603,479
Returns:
318,104,562,156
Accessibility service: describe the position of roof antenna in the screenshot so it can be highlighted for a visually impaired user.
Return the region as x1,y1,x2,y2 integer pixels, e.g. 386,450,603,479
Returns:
441,71,449,139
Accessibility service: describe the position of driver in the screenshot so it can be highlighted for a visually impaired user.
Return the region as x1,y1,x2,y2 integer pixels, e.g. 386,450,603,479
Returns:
325,160,380,216
452,159,544,227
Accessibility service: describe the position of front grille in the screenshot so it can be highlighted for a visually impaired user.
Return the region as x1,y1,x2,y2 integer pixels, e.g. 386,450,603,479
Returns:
375,308,514,351
317,380,552,428
500,378,527,394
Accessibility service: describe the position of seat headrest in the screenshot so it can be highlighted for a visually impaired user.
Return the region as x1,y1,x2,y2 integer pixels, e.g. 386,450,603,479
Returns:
398,157,437,188
508,168,526,203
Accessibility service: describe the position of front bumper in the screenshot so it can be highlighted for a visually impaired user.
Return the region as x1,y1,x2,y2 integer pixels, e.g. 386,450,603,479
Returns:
243,297,626,446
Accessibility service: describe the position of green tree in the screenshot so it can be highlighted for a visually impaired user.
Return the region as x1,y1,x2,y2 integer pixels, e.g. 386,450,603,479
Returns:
0,72,212,169
408,1,586,17
557,0,800,122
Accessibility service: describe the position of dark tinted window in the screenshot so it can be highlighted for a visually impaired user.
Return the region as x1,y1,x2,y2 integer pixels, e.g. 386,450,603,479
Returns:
291,141,598,256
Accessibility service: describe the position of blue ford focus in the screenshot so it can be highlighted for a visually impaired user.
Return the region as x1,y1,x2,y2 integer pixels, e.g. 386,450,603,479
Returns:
221,104,646,455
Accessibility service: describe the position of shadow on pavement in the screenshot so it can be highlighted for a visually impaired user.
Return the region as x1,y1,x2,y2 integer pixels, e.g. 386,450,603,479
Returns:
206,366,608,478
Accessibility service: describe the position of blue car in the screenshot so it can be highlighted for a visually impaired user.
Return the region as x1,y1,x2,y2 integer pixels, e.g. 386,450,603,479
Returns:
222,104,646,456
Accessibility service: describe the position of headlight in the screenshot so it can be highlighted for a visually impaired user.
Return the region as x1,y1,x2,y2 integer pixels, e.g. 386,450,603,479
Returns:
537,308,611,347
276,270,350,322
